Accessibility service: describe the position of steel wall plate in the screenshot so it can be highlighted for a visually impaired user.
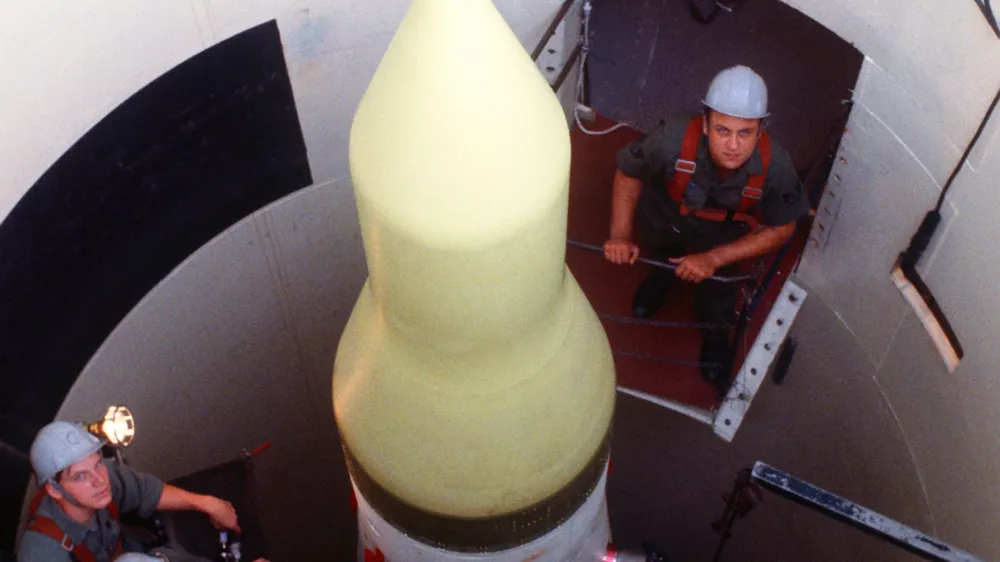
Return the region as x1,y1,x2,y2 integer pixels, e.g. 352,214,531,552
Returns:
714,278,807,441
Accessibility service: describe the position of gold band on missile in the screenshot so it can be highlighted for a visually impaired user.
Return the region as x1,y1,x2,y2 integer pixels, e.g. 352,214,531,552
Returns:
344,426,612,552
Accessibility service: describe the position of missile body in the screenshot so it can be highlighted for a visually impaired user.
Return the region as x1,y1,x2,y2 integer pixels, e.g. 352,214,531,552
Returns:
333,0,617,559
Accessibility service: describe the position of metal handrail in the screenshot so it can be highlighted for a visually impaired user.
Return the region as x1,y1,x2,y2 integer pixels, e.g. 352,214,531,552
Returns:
566,240,758,284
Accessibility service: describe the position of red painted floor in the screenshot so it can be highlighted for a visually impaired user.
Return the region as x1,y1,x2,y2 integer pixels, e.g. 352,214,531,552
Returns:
566,116,810,412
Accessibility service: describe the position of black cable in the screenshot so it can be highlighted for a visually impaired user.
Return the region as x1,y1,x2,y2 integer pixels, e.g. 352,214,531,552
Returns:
902,84,1000,269
935,84,1000,212
978,0,1000,38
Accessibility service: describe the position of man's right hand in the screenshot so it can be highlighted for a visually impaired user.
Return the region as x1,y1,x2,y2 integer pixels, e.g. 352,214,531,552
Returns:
603,238,640,265
201,496,241,533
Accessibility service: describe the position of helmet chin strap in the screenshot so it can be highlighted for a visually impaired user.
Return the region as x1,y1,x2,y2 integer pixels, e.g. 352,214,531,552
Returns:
49,479,87,509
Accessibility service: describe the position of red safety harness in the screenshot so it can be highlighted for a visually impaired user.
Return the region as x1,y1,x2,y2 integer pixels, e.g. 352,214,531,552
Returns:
26,488,124,562
668,115,772,230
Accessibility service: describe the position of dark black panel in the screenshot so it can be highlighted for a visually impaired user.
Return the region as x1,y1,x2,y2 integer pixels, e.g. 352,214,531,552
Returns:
0,20,311,553
0,445,32,557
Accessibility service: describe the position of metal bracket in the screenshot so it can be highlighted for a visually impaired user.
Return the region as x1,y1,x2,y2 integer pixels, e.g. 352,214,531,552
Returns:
713,278,806,441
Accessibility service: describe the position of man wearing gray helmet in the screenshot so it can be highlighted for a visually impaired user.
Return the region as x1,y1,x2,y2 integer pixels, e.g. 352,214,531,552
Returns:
17,421,268,562
603,65,809,395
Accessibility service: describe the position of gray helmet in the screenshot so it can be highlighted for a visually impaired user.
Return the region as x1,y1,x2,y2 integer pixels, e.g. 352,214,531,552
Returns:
703,65,769,119
30,421,104,484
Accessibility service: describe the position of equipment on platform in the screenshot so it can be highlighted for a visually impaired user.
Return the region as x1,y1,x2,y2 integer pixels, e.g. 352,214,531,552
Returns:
688,0,750,25
218,530,242,561
710,469,763,562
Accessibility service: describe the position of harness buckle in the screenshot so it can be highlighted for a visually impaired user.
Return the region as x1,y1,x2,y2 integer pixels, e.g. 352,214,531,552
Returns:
742,185,763,200
675,159,697,174
60,534,74,551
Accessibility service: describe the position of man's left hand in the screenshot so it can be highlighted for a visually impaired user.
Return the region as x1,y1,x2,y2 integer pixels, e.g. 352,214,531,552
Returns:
669,253,720,283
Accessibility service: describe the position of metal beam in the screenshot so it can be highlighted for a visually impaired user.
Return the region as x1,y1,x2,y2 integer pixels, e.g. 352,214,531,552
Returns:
750,462,984,562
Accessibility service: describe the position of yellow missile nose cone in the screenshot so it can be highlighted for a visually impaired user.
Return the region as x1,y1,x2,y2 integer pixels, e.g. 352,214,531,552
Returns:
349,0,570,248
335,0,615,523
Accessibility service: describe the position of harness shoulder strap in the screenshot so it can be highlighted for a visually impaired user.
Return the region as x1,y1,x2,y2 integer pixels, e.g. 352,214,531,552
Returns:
667,116,704,202
669,117,773,220
28,488,124,560
26,516,97,562
107,500,120,522
737,130,772,213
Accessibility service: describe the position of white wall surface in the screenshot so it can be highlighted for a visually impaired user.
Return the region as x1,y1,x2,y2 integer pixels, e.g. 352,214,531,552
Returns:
787,0,1000,557
4,1,575,559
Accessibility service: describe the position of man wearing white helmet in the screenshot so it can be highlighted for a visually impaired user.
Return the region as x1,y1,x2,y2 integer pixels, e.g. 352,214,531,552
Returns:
603,65,809,393
17,421,266,562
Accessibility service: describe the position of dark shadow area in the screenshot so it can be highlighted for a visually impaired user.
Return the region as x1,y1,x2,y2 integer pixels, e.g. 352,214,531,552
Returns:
160,457,268,560
586,0,863,172
0,20,312,554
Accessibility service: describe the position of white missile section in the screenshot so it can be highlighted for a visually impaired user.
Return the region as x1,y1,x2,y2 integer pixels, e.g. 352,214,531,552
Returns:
353,472,612,561
333,0,616,559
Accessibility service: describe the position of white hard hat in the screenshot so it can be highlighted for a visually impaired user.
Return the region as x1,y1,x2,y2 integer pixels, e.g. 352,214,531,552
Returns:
29,421,104,485
115,554,163,561
703,65,769,119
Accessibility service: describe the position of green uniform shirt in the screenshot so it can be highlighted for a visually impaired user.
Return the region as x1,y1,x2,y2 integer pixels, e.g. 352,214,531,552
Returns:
617,116,808,235
18,460,164,562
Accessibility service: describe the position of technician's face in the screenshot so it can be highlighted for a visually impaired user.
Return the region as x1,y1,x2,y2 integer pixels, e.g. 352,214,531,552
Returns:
704,110,762,171
52,453,112,510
